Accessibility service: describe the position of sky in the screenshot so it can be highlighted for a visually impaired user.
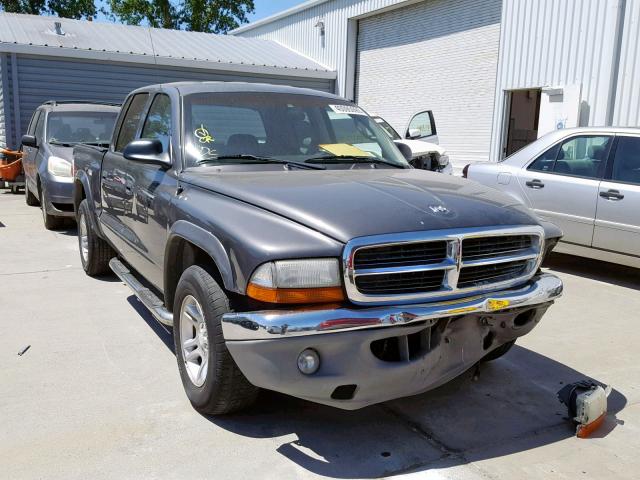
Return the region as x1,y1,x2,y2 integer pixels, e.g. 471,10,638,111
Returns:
248,0,307,22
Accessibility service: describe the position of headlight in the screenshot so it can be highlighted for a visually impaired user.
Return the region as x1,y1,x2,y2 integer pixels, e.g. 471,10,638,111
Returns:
47,156,73,178
438,154,450,167
247,259,344,304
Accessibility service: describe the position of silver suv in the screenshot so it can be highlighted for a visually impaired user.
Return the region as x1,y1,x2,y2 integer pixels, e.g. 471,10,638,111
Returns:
22,101,119,229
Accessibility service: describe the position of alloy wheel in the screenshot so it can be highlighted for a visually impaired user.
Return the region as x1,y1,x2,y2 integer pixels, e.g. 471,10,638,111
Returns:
179,295,209,387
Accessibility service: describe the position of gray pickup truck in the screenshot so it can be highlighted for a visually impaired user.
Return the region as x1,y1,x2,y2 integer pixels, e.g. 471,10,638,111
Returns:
73,82,563,415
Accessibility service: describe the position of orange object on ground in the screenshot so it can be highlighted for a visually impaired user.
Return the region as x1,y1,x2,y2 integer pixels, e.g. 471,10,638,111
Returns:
0,148,23,181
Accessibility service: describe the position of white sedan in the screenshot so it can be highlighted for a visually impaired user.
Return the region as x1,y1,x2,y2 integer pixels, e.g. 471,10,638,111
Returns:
465,127,640,268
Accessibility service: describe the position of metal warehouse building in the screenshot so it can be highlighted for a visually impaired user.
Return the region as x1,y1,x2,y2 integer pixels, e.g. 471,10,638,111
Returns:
0,13,336,149
232,0,640,170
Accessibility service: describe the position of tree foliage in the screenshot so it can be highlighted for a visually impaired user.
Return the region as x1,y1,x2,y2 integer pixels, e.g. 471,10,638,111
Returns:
0,0,96,19
108,0,255,33
0,0,254,33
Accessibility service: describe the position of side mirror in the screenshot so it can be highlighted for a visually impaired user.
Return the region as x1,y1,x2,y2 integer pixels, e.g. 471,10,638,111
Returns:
394,141,413,162
21,134,38,148
407,128,422,140
123,139,170,166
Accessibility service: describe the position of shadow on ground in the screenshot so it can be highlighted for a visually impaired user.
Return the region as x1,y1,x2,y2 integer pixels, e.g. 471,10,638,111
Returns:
204,348,626,478
544,252,640,290
121,254,629,478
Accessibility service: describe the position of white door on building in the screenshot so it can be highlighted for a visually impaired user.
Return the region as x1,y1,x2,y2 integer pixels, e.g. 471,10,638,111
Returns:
355,0,501,168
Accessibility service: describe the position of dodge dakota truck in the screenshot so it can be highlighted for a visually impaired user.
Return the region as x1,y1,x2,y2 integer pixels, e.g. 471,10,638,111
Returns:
73,82,563,415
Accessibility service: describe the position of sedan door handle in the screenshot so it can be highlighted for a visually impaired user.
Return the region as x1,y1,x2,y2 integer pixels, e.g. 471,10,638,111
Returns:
600,189,624,201
525,179,545,189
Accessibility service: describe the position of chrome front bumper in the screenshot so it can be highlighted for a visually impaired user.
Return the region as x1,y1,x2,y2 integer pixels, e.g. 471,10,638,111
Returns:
221,273,563,341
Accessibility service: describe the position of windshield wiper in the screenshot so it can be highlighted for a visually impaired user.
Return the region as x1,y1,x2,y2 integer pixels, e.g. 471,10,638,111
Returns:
304,155,406,169
198,154,325,170
49,140,76,147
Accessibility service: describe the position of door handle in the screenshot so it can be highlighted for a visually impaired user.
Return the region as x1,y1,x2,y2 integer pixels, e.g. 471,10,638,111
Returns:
599,189,624,201
525,179,545,189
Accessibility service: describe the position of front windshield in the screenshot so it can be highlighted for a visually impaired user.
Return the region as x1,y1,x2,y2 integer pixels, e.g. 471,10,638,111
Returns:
373,116,401,140
47,111,118,145
183,92,408,168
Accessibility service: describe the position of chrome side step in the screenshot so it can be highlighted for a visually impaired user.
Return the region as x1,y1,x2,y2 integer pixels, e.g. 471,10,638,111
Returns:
109,258,173,327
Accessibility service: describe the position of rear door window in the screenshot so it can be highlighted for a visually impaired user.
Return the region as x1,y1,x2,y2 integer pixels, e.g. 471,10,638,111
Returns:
115,93,149,152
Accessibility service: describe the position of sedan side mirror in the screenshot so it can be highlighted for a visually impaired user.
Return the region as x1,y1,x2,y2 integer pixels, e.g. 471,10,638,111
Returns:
123,139,170,166
407,128,422,140
21,134,38,148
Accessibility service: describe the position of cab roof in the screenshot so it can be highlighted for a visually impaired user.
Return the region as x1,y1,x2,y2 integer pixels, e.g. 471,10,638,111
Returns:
130,81,344,100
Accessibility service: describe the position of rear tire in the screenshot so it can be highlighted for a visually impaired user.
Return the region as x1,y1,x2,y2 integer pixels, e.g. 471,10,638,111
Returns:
173,265,258,415
77,199,115,276
482,340,516,362
25,184,39,206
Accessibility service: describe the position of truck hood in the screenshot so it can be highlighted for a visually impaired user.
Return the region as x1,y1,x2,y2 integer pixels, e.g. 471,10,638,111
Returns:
399,139,446,157
181,168,539,243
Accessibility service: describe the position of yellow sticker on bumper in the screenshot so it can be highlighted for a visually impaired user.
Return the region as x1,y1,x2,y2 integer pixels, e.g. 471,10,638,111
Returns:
487,299,510,311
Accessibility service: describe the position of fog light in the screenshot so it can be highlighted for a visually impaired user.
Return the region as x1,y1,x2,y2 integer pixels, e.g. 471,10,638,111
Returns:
297,348,320,375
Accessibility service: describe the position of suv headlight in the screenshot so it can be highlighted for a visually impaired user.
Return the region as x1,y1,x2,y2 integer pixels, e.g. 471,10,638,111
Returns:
438,154,450,167
47,156,73,179
247,258,344,304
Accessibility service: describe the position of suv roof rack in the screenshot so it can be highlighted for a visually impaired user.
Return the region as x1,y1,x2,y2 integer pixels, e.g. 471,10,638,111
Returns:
42,100,121,107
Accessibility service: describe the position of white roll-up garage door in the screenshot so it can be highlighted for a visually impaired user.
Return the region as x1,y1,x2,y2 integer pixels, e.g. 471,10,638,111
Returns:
356,0,501,167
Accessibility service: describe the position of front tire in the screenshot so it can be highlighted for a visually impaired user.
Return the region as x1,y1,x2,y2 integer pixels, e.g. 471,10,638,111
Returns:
173,265,258,415
25,184,39,206
77,199,115,276
40,183,63,230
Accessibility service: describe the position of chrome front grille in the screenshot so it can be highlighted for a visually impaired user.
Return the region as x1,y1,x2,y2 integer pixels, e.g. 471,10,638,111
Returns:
353,241,448,269
461,235,533,261
343,226,544,305
457,259,530,289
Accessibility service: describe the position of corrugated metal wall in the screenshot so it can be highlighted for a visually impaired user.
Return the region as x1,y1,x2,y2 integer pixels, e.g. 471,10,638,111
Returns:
0,53,6,148
1,54,334,149
613,0,640,126
489,0,623,162
356,0,501,165
233,0,417,96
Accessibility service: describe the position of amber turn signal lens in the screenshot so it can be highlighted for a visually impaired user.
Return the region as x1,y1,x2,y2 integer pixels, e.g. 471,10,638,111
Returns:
247,283,344,304
576,412,606,439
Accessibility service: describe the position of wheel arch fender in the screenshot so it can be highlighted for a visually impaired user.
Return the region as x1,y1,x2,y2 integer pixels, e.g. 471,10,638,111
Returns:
74,171,101,233
164,221,236,308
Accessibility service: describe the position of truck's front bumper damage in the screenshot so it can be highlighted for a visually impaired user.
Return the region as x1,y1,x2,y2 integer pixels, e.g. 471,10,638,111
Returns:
222,273,563,409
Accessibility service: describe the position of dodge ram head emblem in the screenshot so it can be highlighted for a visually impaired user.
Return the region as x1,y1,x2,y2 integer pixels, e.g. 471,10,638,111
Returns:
429,205,449,214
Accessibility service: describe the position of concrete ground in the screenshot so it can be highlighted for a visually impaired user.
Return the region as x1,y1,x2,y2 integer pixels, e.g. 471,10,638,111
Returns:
1,189,639,480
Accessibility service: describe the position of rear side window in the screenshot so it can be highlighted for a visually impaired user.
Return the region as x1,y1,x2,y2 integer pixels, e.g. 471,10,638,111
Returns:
611,136,640,185
141,94,172,153
115,93,149,152
528,144,560,172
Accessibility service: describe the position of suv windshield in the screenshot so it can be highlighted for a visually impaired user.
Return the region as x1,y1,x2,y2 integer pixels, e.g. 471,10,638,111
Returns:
47,111,118,145
183,92,408,168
